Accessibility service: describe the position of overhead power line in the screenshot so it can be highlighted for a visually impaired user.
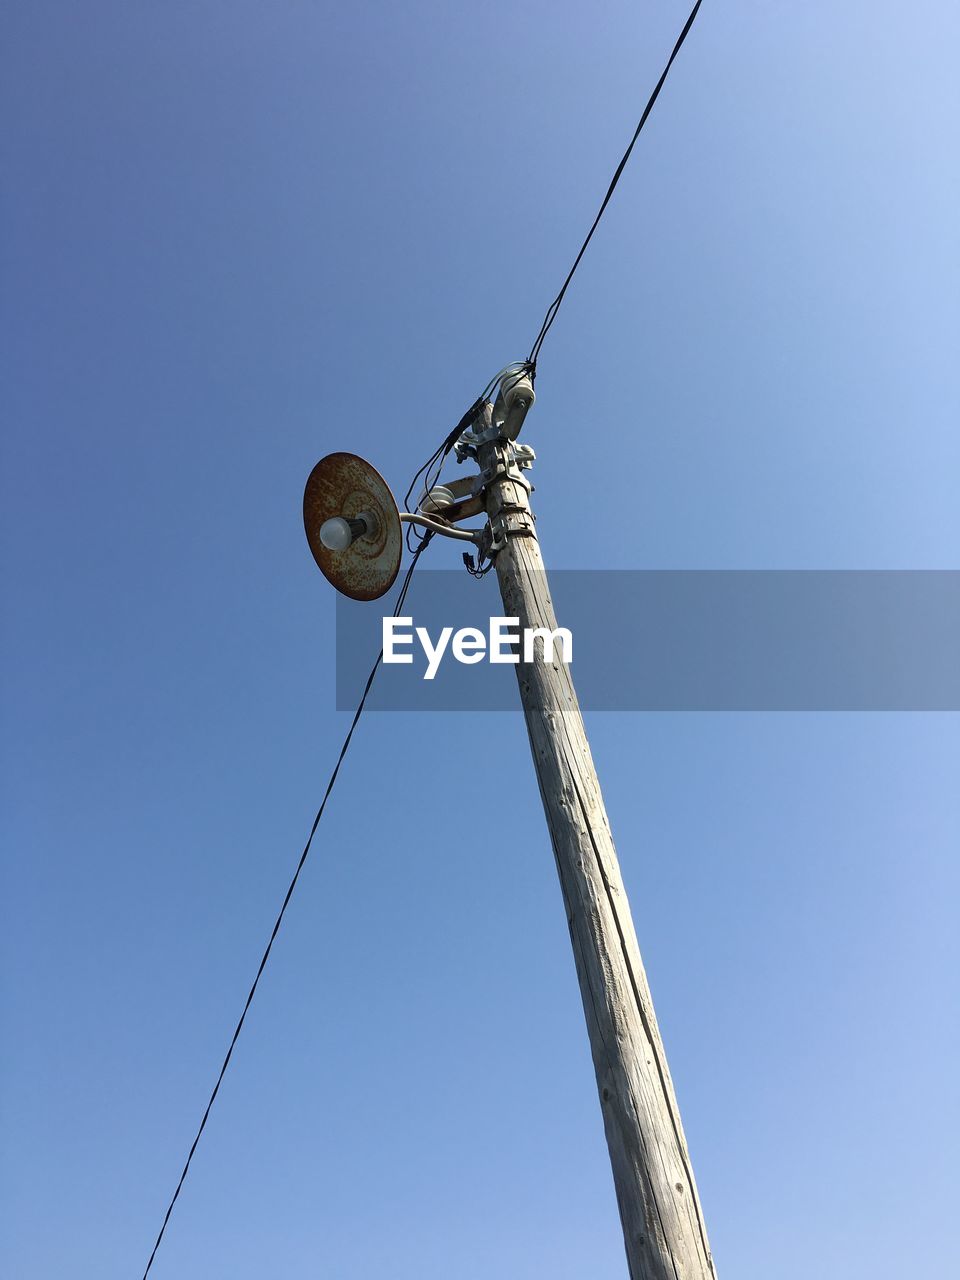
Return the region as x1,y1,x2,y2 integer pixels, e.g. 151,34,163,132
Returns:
528,0,705,368
138,2,708,1268
139,534,432,1280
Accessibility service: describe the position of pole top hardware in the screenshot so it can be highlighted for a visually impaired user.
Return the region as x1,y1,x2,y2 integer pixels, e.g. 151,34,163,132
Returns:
494,368,535,441
470,438,535,495
456,424,536,470
303,452,403,601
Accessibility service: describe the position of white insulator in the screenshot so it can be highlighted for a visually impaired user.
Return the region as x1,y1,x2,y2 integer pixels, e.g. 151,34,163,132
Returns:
419,485,456,513
501,372,536,441
501,371,535,414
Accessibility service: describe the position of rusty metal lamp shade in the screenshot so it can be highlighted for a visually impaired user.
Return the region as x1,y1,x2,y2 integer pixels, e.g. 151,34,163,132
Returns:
303,453,403,601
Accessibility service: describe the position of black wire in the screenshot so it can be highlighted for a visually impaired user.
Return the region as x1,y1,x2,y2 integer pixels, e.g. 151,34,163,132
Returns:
402,364,534,543
139,14,707,1240
402,395,489,552
403,360,533,517
140,535,433,1280
403,395,486,511
405,363,537,565
463,550,495,578
528,0,705,368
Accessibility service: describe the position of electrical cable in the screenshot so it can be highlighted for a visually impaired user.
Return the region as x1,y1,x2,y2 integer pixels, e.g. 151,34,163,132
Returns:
527,0,705,368
139,533,433,1280
141,8,708,1258
402,395,488,553
399,512,481,542
402,360,535,558
138,5,710,1262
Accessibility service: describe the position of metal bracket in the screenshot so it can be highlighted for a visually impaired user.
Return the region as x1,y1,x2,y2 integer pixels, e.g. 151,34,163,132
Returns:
456,417,537,468
493,509,537,549
455,413,539,561
455,431,480,463
478,440,534,493
485,505,538,555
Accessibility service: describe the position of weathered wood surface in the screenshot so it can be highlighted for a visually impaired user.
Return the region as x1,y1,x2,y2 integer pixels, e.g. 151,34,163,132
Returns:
479,441,716,1280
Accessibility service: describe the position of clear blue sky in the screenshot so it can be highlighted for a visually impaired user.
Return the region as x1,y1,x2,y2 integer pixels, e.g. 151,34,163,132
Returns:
2,3,958,1277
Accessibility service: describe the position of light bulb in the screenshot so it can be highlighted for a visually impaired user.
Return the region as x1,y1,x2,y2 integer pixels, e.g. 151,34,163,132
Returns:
319,516,354,551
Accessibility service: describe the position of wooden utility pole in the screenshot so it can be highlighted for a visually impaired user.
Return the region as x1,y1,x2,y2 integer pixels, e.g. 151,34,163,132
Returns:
473,401,716,1280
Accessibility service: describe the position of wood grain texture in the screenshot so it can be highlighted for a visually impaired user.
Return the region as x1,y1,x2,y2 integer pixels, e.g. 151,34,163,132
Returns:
479,441,716,1280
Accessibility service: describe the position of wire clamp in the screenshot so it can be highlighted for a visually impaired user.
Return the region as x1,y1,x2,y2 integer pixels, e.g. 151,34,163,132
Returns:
478,440,534,492
487,506,538,555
